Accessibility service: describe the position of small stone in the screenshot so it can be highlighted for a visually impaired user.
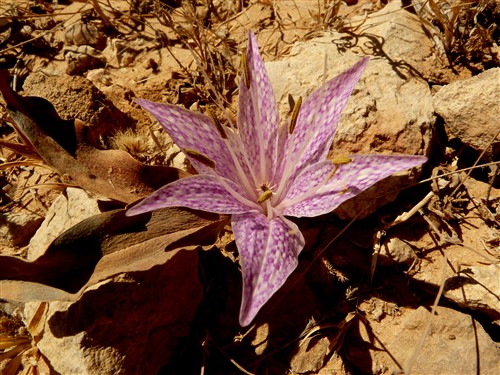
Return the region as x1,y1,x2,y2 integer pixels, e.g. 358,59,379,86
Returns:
22,72,135,143
378,237,417,266
64,22,104,48
251,323,269,355
434,68,500,159
64,45,106,75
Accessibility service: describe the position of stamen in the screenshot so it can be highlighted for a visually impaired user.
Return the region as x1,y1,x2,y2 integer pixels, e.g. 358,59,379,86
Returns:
242,52,251,89
257,189,273,203
288,96,302,135
327,156,352,181
207,105,227,139
184,148,216,169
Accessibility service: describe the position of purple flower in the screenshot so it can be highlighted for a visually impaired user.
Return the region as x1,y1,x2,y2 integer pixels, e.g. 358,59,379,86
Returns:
126,31,427,326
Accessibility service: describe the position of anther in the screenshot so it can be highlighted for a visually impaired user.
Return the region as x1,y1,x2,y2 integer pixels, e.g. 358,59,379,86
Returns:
184,148,216,169
288,96,302,134
206,105,227,139
257,189,273,203
331,156,352,165
327,156,352,181
242,52,251,89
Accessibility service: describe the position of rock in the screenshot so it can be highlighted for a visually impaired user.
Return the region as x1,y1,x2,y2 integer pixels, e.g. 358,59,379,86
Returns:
64,22,104,49
28,187,101,260
103,38,147,68
0,212,43,248
378,237,417,267
290,335,332,373
434,68,500,159
251,323,269,355
22,72,136,145
369,306,500,373
266,28,433,218
444,264,500,322
86,68,113,87
25,248,202,375
351,0,452,83
64,45,106,75
316,353,347,374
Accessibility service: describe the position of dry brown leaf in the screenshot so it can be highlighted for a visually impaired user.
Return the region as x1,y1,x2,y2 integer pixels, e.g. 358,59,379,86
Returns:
0,207,229,303
0,69,188,203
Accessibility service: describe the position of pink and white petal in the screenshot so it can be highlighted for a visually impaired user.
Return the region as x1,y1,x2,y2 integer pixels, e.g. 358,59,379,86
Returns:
282,58,369,175
232,213,304,326
126,175,259,216
282,154,427,217
281,160,334,203
136,99,237,180
237,31,280,182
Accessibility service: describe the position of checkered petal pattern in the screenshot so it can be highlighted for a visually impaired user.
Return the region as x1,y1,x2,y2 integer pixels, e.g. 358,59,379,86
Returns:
136,99,238,181
127,175,258,215
232,212,304,326
282,155,428,217
237,32,280,183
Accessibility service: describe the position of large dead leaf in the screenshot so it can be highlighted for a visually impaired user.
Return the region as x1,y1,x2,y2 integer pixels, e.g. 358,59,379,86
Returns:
0,69,188,203
0,207,229,302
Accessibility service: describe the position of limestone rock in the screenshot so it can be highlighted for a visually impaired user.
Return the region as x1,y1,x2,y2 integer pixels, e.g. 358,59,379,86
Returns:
0,212,43,248
26,248,201,375
64,45,107,75
444,264,500,322
434,68,500,159
28,187,101,260
22,72,135,145
368,306,500,373
351,0,452,83
64,22,105,48
378,237,417,266
290,335,332,373
386,306,500,373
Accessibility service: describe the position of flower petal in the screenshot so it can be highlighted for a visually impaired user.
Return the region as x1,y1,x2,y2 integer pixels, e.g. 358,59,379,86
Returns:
282,154,427,217
237,31,280,182
126,175,259,216
232,212,304,326
281,58,369,177
136,99,237,181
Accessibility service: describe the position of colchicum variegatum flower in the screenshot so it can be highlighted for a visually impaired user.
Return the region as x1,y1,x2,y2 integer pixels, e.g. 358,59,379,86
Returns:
127,31,427,326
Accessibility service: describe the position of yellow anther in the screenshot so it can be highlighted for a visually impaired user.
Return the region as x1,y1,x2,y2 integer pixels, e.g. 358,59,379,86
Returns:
331,156,352,165
184,148,216,169
257,189,273,203
327,156,352,181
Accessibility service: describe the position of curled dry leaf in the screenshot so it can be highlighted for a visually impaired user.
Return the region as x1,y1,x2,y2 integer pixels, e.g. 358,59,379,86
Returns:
0,69,188,203
0,207,228,303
